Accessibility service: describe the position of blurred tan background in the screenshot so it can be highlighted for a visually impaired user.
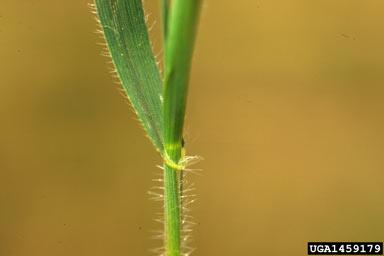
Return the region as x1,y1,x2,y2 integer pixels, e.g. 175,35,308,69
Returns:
1,0,384,255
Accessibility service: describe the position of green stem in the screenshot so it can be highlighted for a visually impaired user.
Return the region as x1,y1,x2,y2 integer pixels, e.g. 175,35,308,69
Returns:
162,0,202,255
163,0,202,147
164,161,181,256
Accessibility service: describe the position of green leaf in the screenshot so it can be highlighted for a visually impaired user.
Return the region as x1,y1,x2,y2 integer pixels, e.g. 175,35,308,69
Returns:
94,0,164,154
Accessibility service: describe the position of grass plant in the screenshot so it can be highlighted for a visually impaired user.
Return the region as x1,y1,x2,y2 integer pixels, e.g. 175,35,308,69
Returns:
92,1,202,255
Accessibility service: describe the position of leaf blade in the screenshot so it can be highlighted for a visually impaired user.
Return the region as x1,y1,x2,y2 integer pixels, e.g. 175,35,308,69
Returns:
94,0,164,153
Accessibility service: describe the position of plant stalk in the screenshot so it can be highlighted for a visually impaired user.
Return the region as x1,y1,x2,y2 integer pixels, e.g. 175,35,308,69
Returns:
164,157,182,256
163,0,202,255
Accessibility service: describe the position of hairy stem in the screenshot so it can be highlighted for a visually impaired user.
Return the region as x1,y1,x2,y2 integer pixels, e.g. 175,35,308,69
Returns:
163,0,202,255
164,160,181,256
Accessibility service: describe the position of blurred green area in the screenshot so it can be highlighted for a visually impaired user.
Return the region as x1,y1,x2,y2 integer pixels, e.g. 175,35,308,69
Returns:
1,0,384,255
